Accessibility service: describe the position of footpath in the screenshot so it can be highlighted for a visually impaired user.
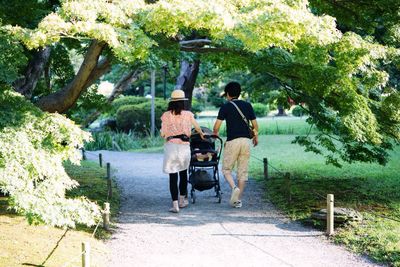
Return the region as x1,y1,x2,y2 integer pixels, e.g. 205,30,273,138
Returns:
87,151,380,267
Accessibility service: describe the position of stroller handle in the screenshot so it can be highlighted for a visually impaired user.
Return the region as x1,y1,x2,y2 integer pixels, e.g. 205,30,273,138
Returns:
203,134,223,142
202,134,223,160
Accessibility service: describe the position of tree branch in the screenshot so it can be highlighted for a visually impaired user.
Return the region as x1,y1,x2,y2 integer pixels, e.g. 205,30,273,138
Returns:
82,68,142,128
36,40,108,113
13,46,51,98
180,46,233,53
179,39,211,47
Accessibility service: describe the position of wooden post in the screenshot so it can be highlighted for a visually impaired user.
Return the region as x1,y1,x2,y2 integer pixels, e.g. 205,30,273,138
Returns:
107,163,112,199
82,242,90,267
103,202,110,230
150,69,156,137
81,148,86,160
263,158,268,179
98,153,102,167
327,194,334,236
284,172,291,205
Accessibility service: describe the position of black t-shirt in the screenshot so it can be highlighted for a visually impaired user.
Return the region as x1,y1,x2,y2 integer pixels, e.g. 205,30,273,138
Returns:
217,99,256,141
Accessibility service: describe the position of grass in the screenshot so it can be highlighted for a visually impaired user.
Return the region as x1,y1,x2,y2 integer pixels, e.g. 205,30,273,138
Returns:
249,135,400,266
84,131,164,151
197,116,316,135
0,160,119,267
64,160,120,239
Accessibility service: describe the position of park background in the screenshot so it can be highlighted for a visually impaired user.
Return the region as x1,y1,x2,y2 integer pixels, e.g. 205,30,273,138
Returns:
1,0,400,266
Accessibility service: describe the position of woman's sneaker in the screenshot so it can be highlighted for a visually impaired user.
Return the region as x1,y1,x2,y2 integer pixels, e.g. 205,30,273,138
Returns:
179,196,189,208
230,186,240,206
233,200,242,208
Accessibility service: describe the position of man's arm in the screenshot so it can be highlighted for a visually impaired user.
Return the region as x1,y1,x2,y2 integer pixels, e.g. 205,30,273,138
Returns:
213,119,223,136
251,119,259,146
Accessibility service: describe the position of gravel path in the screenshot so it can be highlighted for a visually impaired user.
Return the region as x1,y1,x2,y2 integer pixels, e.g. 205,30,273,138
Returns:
87,151,380,267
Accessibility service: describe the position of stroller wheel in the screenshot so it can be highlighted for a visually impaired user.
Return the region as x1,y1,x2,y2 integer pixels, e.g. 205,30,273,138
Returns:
217,191,222,203
191,190,196,204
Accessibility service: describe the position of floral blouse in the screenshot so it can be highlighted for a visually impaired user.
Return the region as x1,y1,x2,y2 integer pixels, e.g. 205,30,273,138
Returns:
160,110,194,144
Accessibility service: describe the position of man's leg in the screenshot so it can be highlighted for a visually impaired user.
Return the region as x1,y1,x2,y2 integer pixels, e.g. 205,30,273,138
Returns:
222,169,236,189
222,140,241,205
236,138,250,201
238,179,246,200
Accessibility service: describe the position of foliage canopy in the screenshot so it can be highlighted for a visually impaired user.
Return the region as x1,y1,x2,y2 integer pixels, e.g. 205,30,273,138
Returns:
0,88,100,227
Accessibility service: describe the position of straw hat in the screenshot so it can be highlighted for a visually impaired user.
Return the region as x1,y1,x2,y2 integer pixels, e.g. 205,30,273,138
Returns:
169,89,188,101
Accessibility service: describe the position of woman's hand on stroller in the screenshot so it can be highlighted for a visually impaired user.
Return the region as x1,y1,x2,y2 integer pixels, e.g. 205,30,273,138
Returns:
199,131,206,140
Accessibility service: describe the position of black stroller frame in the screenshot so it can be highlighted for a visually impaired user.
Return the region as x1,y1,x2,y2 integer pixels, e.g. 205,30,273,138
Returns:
189,127,223,204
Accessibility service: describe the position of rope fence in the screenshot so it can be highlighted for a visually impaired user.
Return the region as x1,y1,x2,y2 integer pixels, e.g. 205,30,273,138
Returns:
251,153,400,235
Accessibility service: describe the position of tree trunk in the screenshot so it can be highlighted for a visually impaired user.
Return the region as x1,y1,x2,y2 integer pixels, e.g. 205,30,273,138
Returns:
276,105,287,116
82,69,142,128
13,47,51,98
44,63,51,93
175,60,200,110
36,40,110,113
108,69,141,103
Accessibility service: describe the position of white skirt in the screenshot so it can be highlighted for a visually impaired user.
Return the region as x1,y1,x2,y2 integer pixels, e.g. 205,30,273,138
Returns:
163,142,191,174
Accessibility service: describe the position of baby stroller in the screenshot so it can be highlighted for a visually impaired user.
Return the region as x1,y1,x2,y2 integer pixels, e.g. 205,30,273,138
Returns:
189,126,223,204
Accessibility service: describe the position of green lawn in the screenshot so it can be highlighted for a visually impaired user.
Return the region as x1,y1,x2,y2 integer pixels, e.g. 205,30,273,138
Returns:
249,135,400,266
198,116,317,135
249,135,399,180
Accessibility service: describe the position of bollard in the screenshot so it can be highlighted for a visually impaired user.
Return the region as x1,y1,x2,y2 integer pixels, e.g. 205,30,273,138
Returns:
99,153,102,167
327,194,334,236
106,163,111,179
82,242,90,267
263,158,268,179
284,172,291,205
81,148,86,160
106,163,112,199
103,202,110,230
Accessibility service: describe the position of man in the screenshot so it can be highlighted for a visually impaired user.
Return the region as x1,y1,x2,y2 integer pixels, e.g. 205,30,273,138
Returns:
213,82,259,208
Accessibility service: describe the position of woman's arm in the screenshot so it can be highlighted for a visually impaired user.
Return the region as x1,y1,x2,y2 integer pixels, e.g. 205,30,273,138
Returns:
191,116,205,138
160,113,166,138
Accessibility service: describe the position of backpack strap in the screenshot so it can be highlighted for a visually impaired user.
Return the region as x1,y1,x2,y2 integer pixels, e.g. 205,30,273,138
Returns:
230,101,250,127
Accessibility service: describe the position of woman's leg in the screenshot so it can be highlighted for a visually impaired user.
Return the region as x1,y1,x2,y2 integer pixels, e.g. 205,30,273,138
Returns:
178,169,188,197
169,173,178,201
178,169,188,208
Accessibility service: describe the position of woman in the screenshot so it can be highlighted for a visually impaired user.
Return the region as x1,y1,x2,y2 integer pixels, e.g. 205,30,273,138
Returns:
160,89,204,213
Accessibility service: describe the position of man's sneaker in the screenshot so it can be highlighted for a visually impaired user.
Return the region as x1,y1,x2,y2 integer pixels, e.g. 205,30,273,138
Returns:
230,186,240,206
233,200,242,208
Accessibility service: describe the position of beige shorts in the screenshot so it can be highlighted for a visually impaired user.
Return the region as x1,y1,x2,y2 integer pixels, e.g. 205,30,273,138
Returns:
222,138,250,181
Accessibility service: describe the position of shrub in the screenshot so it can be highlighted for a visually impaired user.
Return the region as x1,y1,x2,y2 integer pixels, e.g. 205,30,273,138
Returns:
115,99,168,134
111,96,148,115
292,105,307,117
0,88,100,227
208,88,225,108
84,131,164,151
191,98,204,114
252,103,269,117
